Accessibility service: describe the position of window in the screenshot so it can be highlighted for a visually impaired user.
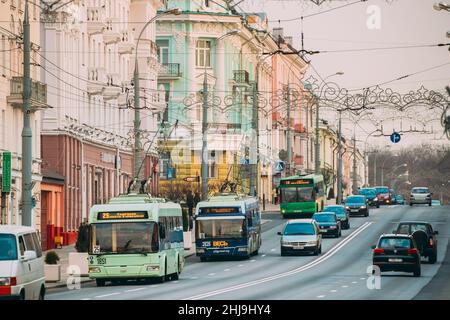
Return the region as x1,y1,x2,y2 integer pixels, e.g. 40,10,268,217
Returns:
156,39,169,64
24,233,35,253
31,233,42,257
208,150,217,178
18,236,26,256
196,40,211,67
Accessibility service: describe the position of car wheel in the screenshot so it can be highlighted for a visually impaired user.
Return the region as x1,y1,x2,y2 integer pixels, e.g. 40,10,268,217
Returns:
429,253,437,264
281,249,286,256
39,286,45,300
200,257,208,262
413,267,421,277
429,202,432,207
172,258,180,280
96,279,106,287
319,245,322,254
410,203,413,206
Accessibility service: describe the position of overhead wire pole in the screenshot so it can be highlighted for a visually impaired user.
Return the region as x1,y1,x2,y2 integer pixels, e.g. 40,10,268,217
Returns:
287,84,292,176
337,109,343,203
352,135,358,194
21,0,32,226
201,72,208,201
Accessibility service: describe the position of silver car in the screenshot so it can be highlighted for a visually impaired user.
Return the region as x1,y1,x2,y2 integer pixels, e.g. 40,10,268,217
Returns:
409,187,432,206
278,219,322,256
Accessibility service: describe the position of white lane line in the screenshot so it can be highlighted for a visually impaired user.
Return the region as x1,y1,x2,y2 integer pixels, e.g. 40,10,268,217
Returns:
352,281,358,284
360,278,366,280
330,290,338,293
208,273,216,276
184,221,373,300
270,249,276,252
341,285,349,288
262,254,267,257
190,277,198,280
95,292,121,298
81,298,91,300
224,269,231,272
173,281,179,283
250,259,256,263
238,265,244,267
317,295,326,298
124,287,146,293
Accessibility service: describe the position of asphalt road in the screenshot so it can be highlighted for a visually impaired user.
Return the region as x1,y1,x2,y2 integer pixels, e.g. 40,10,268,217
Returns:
47,205,450,300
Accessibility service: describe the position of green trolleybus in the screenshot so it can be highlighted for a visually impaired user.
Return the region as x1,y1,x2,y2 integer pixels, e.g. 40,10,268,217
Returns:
279,174,326,218
87,193,184,286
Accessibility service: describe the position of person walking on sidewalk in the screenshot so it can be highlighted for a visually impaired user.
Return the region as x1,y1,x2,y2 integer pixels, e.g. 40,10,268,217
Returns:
194,192,201,206
186,191,194,217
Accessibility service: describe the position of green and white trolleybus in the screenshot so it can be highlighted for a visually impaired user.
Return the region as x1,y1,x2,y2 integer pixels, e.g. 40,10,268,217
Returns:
88,193,184,286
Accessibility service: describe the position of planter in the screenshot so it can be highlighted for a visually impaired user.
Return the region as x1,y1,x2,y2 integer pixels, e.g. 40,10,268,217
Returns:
68,252,89,276
44,264,61,282
183,231,192,250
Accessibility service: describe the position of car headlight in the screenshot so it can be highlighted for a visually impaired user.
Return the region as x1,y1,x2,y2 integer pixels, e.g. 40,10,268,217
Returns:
89,267,102,273
360,206,366,209
146,265,160,271
345,206,350,209
374,197,378,201
307,241,317,245
329,226,337,229
281,241,291,245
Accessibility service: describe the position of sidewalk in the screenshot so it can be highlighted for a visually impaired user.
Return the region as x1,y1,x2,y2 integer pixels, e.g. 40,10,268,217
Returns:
44,235,196,290
261,202,280,213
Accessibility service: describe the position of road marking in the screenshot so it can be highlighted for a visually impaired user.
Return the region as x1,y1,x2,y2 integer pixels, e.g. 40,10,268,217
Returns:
208,273,216,276
352,281,358,284
184,221,373,300
173,281,179,283
238,265,244,267
360,278,366,280
342,285,349,288
317,295,326,298
124,288,146,293
224,269,231,272
81,298,91,300
95,292,121,298
270,249,276,252
262,254,267,257
250,259,256,263
190,277,198,280
330,290,338,293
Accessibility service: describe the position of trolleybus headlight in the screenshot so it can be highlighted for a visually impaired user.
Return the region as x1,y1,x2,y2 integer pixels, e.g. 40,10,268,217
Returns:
146,265,160,271
89,267,101,273
238,247,248,252
281,209,286,213
196,248,205,254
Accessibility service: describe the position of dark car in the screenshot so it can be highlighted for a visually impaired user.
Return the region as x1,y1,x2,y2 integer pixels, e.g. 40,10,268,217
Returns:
345,195,369,217
390,189,397,204
396,195,405,205
372,234,421,277
312,212,341,238
394,221,438,263
374,186,392,205
358,188,380,208
323,205,350,229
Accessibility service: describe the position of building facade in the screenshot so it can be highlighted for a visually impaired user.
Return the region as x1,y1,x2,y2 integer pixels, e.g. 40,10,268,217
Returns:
39,0,165,247
0,1,44,229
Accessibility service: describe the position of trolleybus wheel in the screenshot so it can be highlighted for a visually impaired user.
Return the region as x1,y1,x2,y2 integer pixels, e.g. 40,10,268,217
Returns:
96,279,106,287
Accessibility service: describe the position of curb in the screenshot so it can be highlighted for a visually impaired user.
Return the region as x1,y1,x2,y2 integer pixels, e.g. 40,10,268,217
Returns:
46,278,94,290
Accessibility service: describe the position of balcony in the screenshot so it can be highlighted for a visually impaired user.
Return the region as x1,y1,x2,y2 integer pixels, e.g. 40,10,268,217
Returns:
103,73,122,100
7,77,50,111
118,82,132,107
118,30,135,55
294,123,306,134
233,70,250,85
87,67,106,95
87,7,107,35
103,19,121,45
158,63,181,79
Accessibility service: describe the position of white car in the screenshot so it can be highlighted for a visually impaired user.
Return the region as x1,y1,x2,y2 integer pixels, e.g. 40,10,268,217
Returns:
409,187,432,206
0,226,45,300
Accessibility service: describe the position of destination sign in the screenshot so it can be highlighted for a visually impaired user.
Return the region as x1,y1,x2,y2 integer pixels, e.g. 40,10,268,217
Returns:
97,211,148,220
200,207,241,214
281,179,313,185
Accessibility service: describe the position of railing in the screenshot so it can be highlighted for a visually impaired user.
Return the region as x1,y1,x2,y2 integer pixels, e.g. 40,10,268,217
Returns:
233,70,250,84
8,76,47,107
158,63,181,78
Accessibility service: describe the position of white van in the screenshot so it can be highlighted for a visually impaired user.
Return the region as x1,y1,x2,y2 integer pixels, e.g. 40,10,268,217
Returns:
0,226,45,300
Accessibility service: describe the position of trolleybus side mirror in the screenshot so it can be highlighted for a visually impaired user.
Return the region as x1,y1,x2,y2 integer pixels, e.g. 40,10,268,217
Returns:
277,232,282,236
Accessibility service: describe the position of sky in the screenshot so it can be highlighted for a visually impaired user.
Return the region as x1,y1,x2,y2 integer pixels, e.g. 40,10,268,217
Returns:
240,0,450,150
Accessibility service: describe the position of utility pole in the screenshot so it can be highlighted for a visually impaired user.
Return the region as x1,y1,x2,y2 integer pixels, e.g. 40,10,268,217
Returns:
21,1,32,226
201,73,208,200
373,154,377,186
133,60,143,181
286,84,291,176
250,79,258,197
314,96,320,175
337,110,343,204
352,136,358,194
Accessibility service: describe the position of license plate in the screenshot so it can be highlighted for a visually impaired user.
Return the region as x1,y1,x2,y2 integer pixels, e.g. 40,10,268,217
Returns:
321,229,328,232
389,258,402,262
351,209,359,212
294,246,304,250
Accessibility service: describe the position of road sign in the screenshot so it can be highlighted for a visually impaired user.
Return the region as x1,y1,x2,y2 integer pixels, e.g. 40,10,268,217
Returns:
183,176,200,182
275,161,285,172
390,132,401,144
2,151,11,193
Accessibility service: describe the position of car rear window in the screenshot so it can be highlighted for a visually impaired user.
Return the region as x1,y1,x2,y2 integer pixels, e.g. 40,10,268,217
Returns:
313,214,336,223
284,223,315,236
412,188,429,194
379,237,412,248
0,234,18,261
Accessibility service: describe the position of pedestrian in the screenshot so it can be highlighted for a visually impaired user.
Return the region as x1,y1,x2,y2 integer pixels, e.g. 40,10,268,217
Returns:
186,191,194,217
194,192,201,206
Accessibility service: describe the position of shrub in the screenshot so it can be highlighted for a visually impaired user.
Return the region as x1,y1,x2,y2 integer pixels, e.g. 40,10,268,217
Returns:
45,251,60,265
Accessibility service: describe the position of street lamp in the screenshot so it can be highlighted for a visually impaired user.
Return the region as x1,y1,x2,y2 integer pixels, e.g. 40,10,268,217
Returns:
382,163,407,186
133,8,181,182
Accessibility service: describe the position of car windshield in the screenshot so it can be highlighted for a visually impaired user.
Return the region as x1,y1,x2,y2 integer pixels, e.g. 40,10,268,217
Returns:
412,188,429,194
359,189,376,197
283,223,315,235
375,187,389,194
313,214,336,223
379,237,412,249
197,219,246,239
90,222,159,254
281,187,314,203
346,196,365,204
0,234,18,261
323,207,345,216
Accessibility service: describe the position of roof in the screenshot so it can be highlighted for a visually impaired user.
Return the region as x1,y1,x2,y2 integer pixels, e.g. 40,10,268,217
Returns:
324,205,345,208
397,221,431,225
42,168,65,186
380,233,413,238
0,225,37,235
313,212,336,215
286,219,315,224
